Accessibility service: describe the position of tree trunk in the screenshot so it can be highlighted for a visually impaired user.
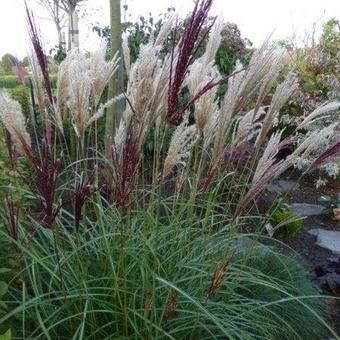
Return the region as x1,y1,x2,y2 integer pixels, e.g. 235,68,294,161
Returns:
68,10,79,50
56,23,65,51
104,0,125,157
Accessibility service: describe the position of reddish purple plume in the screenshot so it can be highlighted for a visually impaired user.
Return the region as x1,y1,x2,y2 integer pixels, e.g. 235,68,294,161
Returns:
111,127,141,211
311,140,340,168
73,169,97,232
18,134,62,229
26,5,54,105
166,0,213,124
9,55,26,86
4,197,20,241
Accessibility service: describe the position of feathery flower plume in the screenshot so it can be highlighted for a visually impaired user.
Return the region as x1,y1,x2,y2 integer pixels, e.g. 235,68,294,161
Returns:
26,6,53,105
0,91,31,155
232,108,264,147
163,119,199,178
253,50,285,114
4,197,19,241
185,18,223,96
86,94,125,128
18,142,63,229
166,0,213,124
9,55,26,86
297,101,340,130
89,46,119,107
65,53,92,139
111,125,141,210
184,19,222,141
28,48,45,111
56,52,72,113
256,71,298,146
73,169,97,232
4,129,18,169
118,24,174,147
292,123,338,160
234,131,293,217
55,48,121,135
310,139,340,168
252,131,287,185
213,41,280,158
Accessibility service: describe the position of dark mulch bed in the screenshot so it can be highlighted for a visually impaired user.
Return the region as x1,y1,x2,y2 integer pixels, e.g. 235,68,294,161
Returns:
283,173,339,267
278,171,340,335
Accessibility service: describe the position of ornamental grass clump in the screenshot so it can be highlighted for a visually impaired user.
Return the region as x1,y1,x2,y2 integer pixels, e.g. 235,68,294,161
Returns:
0,0,339,338
0,91,31,155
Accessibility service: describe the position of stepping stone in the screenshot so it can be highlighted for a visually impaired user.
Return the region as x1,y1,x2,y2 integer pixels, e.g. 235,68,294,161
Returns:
288,203,325,216
308,229,340,254
277,180,299,192
265,183,282,193
266,180,299,194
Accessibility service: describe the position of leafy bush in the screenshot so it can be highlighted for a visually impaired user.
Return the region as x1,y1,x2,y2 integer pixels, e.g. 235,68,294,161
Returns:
9,86,30,117
279,18,340,187
268,202,303,238
0,75,20,89
0,75,57,89
319,192,340,217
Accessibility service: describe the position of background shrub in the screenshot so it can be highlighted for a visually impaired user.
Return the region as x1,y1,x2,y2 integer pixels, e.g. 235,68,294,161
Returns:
0,75,57,89
9,86,30,117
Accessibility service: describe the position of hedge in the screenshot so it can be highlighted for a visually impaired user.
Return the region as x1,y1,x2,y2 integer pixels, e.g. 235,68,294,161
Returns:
0,74,57,89
9,85,30,116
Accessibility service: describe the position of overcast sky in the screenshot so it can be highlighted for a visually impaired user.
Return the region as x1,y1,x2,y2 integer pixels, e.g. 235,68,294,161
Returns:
0,0,339,59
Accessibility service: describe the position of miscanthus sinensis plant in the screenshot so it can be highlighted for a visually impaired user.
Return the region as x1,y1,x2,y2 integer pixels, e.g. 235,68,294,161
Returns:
279,20,340,187
294,102,340,188
0,1,339,338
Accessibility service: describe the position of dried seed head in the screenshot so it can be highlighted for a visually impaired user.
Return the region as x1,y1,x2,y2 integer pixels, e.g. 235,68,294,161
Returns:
163,120,199,178
163,290,178,323
207,253,233,299
0,91,31,155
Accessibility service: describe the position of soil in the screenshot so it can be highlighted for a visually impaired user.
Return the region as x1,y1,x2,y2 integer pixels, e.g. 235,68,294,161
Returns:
282,172,339,267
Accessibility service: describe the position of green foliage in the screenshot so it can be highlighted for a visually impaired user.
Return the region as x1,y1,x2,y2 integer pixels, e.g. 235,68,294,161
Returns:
0,127,28,203
0,76,20,89
269,202,303,238
0,55,14,76
9,86,30,117
0,329,11,340
0,199,332,339
319,192,340,214
320,18,340,57
93,7,176,62
0,231,17,335
0,75,57,89
215,43,239,76
278,18,340,160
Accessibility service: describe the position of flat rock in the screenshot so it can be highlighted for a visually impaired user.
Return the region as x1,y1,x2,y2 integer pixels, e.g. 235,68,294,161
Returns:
277,180,299,192
288,203,325,216
265,183,282,193
308,229,340,254
266,180,299,194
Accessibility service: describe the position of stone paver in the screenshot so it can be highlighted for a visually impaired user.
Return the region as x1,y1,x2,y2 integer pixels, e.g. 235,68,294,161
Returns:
288,203,325,216
308,229,340,254
266,180,299,194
